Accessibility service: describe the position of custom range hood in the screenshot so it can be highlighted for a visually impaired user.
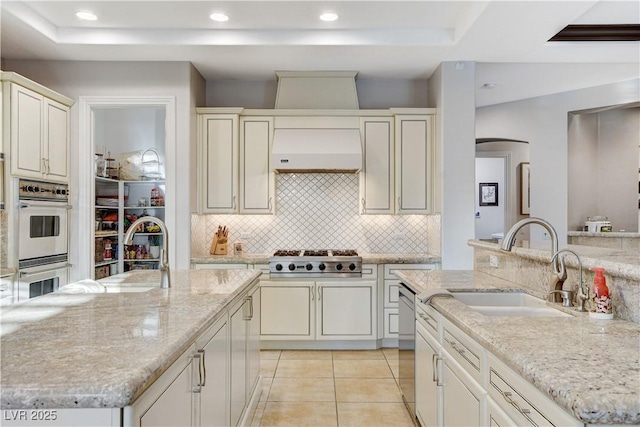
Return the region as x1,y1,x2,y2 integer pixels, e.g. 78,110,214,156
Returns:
271,71,363,173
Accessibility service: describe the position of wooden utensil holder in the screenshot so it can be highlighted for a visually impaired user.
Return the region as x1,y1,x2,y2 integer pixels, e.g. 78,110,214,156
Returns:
210,234,228,255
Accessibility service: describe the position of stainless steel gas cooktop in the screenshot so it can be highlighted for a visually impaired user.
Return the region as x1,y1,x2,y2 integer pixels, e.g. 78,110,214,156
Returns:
269,249,362,278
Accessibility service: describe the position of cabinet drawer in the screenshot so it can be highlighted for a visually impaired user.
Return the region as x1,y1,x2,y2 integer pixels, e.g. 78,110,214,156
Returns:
361,264,377,279
384,263,438,279
383,279,399,307
442,321,482,384
415,302,439,339
383,308,398,337
488,354,581,427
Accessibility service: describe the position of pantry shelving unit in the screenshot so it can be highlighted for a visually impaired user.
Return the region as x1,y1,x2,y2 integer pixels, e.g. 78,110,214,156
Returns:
93,177,166,279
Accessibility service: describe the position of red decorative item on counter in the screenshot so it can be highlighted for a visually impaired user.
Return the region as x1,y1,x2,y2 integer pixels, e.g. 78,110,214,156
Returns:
589,267,613,319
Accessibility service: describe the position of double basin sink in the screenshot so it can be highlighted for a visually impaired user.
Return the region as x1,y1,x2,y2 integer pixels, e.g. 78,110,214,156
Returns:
450,291,572,318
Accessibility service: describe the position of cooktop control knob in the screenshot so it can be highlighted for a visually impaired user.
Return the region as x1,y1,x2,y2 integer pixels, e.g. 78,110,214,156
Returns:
275,264,283,271
288,263,296,271
349,263,356,271
318,263,326,271
305,263,313,271
336,264,343,271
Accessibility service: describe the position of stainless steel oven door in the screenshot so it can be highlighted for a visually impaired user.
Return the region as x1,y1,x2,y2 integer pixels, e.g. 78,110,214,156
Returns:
18,200,70,264
17,265,69,301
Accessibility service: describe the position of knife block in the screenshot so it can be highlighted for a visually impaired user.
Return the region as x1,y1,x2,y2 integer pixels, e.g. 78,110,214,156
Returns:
210,234,228,255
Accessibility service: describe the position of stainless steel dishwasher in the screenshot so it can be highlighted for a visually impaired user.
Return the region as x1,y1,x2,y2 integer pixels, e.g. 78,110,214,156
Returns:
399,282,417,421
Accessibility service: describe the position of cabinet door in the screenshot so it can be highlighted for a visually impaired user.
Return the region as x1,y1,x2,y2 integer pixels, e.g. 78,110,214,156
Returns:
442,358,483,427
11,84,44,178
487,398,518,427
43,98,69,181
318,282,376,338
200,114,238,213
139,358,194,427
246,283,261,398
260,282,313,338
240,117,275,214
359,117,394,214
230,298,248,427
199,319,229,427
415,323,441,427
395,115,433,214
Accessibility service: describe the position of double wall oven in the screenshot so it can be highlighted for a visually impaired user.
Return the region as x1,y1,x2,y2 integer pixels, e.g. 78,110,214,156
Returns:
16,179,71,301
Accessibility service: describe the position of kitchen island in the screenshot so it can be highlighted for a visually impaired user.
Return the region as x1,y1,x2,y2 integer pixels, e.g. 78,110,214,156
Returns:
396,269,640,425
0,269,261,426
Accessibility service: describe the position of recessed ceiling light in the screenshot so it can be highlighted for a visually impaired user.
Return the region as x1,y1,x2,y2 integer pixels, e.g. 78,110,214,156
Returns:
76,11,97,21
210,13,229,22
320,12,339,22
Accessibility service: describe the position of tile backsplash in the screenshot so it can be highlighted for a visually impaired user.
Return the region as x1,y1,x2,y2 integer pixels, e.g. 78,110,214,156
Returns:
192,173,440,255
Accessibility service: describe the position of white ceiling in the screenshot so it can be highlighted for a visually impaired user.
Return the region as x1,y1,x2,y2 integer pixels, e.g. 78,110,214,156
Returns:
1,0,638,106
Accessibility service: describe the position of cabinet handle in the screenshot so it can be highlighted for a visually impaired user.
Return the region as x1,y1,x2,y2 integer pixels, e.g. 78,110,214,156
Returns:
243,296,252,320
318,287,322,300
249,295,254,320
198,349,206,387
42,158,47,174
268,197,273,212
192,353,203,393
361,198,366,213
502,391,533,420
435,356,443,386
450,341,466,355
232,196,237,210
432,353,438,382
397,197,401,208
311,287,315,301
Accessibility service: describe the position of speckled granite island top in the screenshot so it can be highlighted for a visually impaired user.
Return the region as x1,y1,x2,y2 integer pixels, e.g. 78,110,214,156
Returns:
0,269,261,409
395,269,640,425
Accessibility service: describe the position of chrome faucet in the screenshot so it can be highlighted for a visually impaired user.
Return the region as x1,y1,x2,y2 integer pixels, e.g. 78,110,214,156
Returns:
124,216,171,289
500,217,567,299
551,249,588,312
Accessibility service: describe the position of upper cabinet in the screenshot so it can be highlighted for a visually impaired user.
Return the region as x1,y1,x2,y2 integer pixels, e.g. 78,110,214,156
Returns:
239,116,275,214
2,72,74,183
198,113,239,213
395,114,433,214
359,117,394,214
197,109,276,214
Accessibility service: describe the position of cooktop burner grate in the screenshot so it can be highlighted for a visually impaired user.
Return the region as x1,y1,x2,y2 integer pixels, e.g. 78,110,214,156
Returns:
331,249,358,256
273,249,302,257
303,249,329,257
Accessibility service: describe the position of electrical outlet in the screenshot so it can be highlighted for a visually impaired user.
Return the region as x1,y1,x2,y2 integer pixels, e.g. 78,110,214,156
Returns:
239,232,252,239
392,233,406,241
489,255,499,268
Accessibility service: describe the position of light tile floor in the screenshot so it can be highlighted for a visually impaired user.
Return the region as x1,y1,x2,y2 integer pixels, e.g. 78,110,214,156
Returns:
252,349,416,427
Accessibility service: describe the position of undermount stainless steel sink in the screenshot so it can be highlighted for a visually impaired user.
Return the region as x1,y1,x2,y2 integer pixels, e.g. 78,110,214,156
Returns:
450,291,572,317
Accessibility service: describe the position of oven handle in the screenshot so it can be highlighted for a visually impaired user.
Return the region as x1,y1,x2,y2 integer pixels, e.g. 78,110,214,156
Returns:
19,202,72,210
20,263,72,277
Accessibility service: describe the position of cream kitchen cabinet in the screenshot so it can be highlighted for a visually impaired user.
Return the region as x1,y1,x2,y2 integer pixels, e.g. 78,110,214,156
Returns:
418,303,582,427
195,316,229,427
260,278,377,345
2,73,74,183
359,117,394,214
198,113,239,213
384,263,438,342
395,115,433,214
239,117,275,214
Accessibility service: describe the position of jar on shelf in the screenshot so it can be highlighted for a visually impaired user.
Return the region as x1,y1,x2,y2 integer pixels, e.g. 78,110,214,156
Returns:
150,187,160,206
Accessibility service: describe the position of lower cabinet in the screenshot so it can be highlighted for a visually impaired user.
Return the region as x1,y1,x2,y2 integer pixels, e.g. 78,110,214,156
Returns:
416,304,583,427
260,280,377,343
415,322,441,427
138,348,196,427
127,279,261,427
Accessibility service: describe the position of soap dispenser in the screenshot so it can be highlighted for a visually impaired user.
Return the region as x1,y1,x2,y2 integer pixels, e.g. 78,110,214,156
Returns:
589,267,613,319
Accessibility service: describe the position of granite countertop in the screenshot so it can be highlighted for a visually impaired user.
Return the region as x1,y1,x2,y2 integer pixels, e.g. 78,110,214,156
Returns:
568,231,640,237
190,252,441,265
395,269,640,425
0,269,261,409
469,239,640,282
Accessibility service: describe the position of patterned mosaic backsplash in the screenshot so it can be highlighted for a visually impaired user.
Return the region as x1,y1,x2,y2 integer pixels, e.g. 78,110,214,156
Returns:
192,173,441,255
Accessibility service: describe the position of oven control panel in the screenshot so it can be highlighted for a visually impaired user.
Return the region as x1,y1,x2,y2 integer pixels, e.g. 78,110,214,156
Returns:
18,179,69,201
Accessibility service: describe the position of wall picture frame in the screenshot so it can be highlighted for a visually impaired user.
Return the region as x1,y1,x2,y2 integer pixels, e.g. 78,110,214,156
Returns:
520,162,531,215
479,182,498,206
